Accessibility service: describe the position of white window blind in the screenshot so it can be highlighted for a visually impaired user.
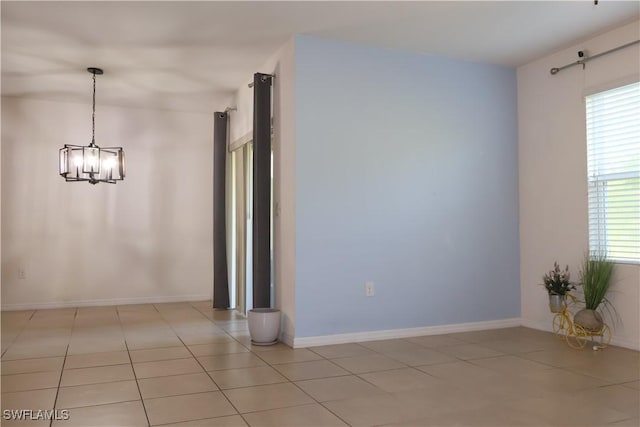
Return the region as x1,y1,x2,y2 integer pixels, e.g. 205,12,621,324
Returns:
586,81,640,263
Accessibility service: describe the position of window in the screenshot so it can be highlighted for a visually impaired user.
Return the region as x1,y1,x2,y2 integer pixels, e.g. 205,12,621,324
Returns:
585,82,640,263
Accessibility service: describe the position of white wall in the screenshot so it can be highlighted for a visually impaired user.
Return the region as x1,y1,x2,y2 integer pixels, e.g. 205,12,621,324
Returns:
1,97,214,309
230,37,297,345
518,20,640,350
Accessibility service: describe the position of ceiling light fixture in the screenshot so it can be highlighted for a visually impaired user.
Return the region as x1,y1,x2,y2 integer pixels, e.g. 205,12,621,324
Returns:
59,67,125,184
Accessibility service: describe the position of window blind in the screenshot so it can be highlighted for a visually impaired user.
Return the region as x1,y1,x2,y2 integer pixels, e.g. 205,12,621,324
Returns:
586,81,640,263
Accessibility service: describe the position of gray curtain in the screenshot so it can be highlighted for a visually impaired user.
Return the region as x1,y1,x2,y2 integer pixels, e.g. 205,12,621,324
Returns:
252,73,273,308
213,112,230,308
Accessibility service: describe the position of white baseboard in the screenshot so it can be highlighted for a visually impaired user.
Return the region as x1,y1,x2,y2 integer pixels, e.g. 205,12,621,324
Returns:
293,317,522,348
279,331,295,348
521,318,640,351
1,295,211,311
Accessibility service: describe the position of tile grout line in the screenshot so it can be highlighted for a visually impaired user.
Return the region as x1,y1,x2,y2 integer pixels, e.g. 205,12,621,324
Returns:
165,310,252,426
4,306,638,426
173,304,350,425
49,307,76,427
116,308,152,427
286,374,354,426
1,310,43,358
252,342,357,425
293,348,387,426
150,414,241,427
299,344,473,424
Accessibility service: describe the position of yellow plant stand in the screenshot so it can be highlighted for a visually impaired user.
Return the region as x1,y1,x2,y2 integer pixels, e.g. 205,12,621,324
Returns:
551,294,611,350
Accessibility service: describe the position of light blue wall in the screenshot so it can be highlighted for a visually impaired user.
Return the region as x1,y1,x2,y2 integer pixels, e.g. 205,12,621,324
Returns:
294,35,519,337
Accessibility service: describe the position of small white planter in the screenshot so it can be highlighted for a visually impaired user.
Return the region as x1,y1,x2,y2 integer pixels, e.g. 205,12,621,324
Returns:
248,308,281,345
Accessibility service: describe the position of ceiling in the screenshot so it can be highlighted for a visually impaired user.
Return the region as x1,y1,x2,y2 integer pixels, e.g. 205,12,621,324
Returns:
2,1,639,113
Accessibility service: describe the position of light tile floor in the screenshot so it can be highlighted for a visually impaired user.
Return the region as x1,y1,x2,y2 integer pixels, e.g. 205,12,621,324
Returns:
1,301,638,426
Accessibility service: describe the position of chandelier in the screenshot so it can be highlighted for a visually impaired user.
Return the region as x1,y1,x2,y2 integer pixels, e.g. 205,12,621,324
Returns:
59,67,125,184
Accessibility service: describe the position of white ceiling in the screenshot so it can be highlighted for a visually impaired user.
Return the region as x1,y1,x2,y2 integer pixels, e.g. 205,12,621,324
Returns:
2,1,639,113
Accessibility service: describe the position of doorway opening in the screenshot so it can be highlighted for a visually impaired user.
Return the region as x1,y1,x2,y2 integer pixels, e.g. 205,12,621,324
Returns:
229,143,273,315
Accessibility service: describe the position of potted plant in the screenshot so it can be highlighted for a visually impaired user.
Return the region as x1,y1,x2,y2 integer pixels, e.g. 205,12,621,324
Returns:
542,262,575,313
574,254,615,331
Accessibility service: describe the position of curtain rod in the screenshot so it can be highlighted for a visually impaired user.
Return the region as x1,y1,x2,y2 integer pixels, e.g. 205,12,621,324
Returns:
550,39,640,75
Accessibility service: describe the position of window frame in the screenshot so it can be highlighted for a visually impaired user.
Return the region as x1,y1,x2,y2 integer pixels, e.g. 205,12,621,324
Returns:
585,81,640,265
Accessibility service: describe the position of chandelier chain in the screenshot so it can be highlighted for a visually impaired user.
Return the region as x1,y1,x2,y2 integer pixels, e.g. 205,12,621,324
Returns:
91,72,96,146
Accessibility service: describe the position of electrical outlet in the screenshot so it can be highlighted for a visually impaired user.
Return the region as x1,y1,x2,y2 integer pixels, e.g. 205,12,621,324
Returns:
18,268,26,280
365,281,374,297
